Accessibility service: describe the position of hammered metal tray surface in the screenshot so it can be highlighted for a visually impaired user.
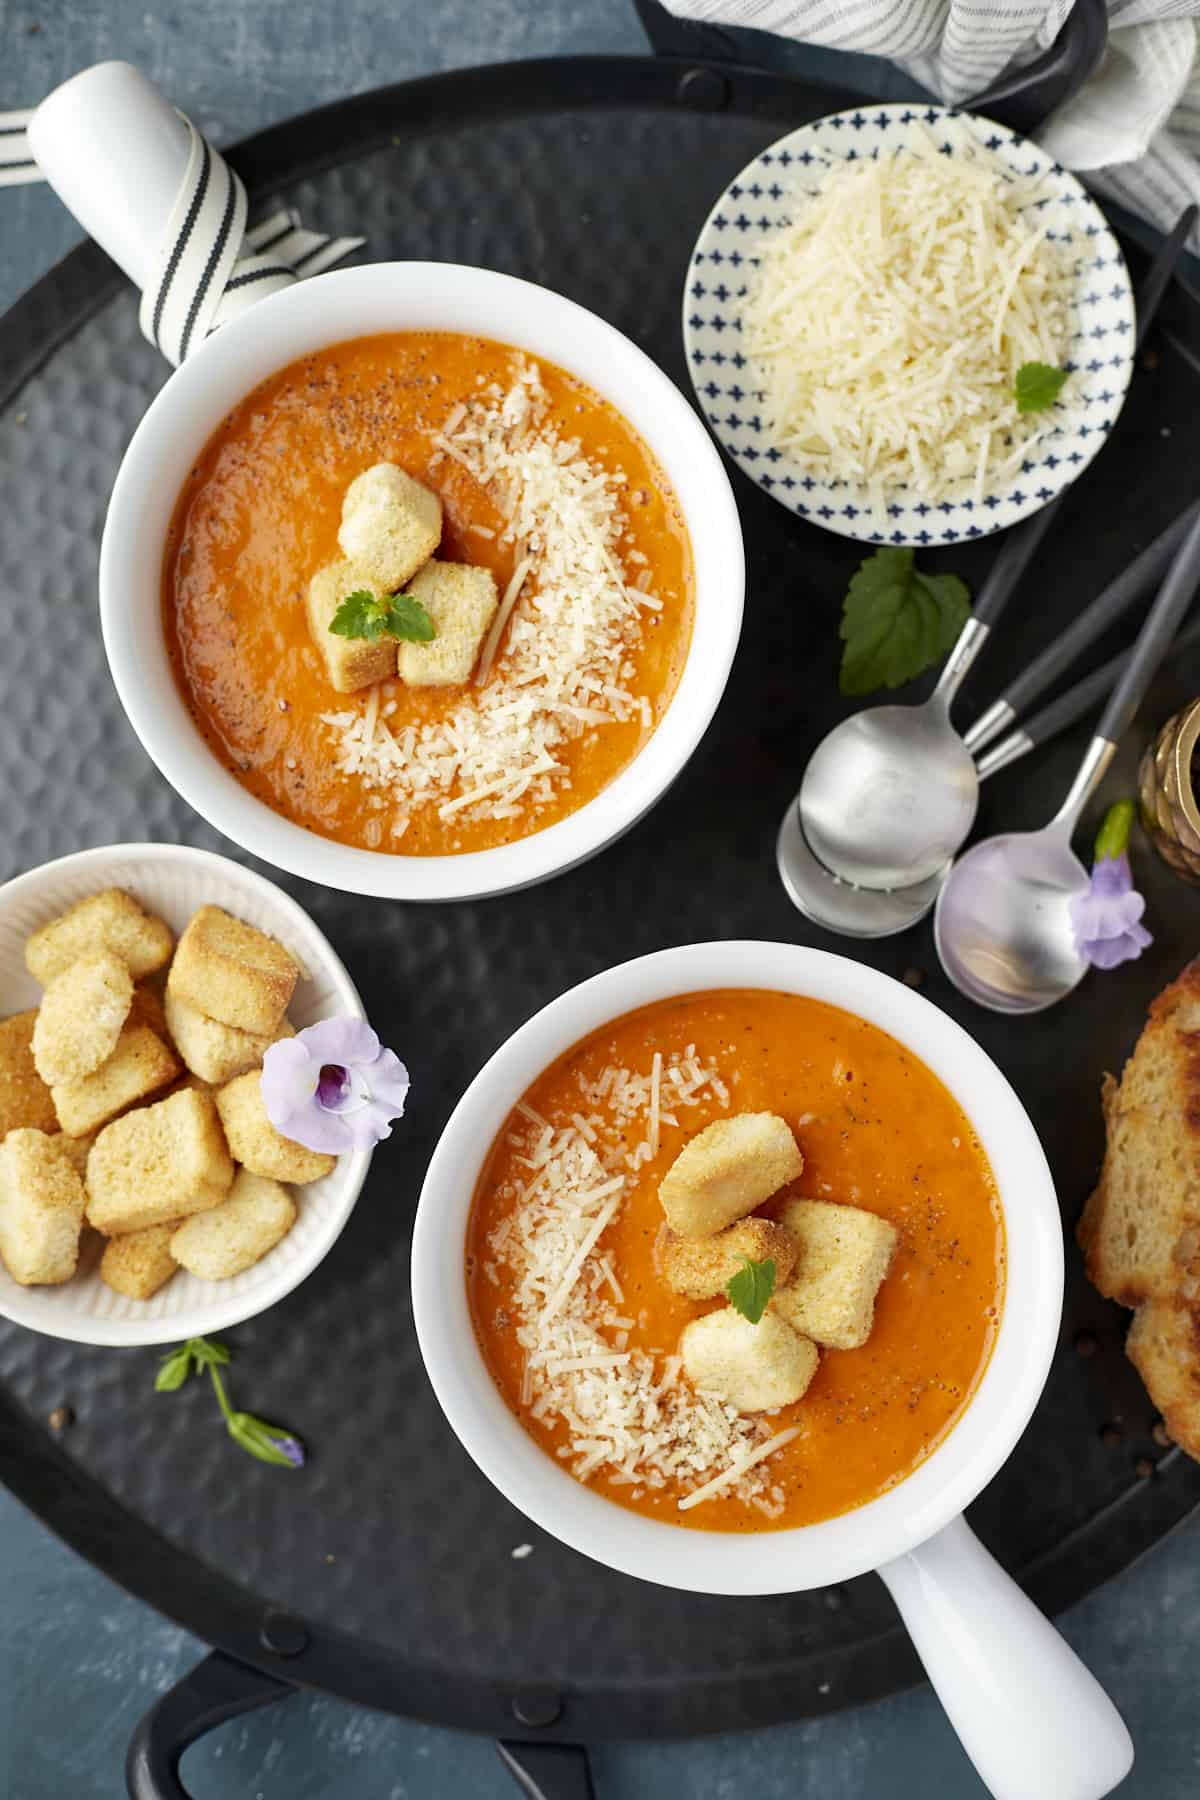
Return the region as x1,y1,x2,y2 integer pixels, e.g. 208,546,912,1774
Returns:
2,57,1200,1741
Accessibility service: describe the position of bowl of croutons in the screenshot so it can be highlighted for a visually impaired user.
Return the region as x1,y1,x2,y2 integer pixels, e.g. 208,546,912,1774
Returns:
0,842,374,1344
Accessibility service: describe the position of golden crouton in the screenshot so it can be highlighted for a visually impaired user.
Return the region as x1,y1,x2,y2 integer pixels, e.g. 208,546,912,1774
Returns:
396,560,499,688
52,1023,180,1138
86,1088,234,1235
32,950,133,1087
0,1129,86,1286
25,888,173,985
167,905,299,1037
679,1308,819,1413
657,1217,799,1300
773,1198,899,1350
99,1223,180,1301
171,1169,297,1280
164,990,294,1086
128,982,169,1041
215,1072,337,1184
0,1010,58,1136
57,1131,96,1180
305,559,398,695
338,462,442,591
659,1113,804,1241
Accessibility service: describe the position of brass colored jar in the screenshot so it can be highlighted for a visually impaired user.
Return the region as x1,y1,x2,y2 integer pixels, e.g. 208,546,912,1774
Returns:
1138,698,1200,884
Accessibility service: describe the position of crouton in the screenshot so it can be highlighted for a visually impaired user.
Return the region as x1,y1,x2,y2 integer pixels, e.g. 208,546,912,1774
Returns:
396,560,499,688
164,990,294,1086
679,1307,818,1413
171,1170,297,1280
338,463,442,591
0,1010,58,1135
99,1223,180,1301
128,983,169,1041
305,559,398,694
0,1129,86,1285
86,1088,233,1235
52,1023,180,1138
32,950,133,1087
57,1131,95,1180
773,1198,898,1350
167,906,299,1036
215,1072,336,1184
25,888,172,985
659,1113,804,1241
657,1217,799,1300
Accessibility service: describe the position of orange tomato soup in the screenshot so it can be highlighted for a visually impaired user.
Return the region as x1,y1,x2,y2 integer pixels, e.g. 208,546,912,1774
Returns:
162,333,693,856
467,990,1004,1532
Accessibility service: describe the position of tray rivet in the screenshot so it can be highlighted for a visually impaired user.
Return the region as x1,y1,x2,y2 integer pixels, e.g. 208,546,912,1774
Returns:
259,1610,309,1658
676,67,729,112
512,1685,562,1728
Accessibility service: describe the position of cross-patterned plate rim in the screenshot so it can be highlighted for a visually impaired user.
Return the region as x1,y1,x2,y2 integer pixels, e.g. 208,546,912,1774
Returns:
682,103,1136,549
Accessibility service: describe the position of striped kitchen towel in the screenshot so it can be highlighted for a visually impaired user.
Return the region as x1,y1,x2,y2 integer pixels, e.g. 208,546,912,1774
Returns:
663,0,1200,245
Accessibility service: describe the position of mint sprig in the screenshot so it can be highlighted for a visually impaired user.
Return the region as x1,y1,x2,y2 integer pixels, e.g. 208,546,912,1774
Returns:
1014,362,1068,414
329,588,435,644
839,547,970,697
725,1255,777,1325
155,1335,304,1469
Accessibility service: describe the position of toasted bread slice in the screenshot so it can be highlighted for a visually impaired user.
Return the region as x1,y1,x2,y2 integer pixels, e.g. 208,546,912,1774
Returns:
0,1010,58,1136
306,559,398,695
171,1170,297,1280
164,990,294,1086
0,1129,86,1285
679,1307,818,1413
167,905,299,1036
659,1113,803,1241
1126,1300,1200,1457
99,1223,180,1300
25,889,172,985
396,560,499,688
52,1022,180,1139
86,1088,234,1235
214,1072,336,1184
1079,960,1200,1308
338,462,442,591
772,1198,898,1350
32,950,134,1086
657,1217,799,1301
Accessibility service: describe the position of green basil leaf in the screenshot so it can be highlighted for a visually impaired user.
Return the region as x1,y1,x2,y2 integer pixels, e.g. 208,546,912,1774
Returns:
839,548,970,697
1014,362,1068,414
725,1256,778,1325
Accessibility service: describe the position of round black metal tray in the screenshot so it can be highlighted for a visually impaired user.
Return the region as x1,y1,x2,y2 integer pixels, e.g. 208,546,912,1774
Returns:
4,28,1200,1799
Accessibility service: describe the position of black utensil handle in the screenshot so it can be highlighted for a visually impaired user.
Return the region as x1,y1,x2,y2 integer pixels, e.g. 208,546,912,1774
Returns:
1022,609,1200,748
498,1742,596,1800
1098,505,1200,745
125,1651,293,1800
1001,501,1200,720
1133,204,1199,340
971,482,1063,630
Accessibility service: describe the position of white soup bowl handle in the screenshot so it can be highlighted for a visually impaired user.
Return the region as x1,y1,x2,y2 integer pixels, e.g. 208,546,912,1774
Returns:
879,1513,1133,1800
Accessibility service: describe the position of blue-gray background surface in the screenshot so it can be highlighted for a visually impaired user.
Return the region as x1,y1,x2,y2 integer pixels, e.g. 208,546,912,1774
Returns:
1,1,1198,1795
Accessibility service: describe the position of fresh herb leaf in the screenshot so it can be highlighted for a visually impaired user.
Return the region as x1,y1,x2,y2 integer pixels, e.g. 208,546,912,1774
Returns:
154,1344,195,1392
839,547,970,697
329,588,435,644
1014,362,1068,414
725,1255,777,1325
154,1339,303,1469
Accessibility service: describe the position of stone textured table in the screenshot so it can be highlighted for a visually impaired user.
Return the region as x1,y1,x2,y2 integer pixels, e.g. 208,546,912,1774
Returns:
2,1,1199,1794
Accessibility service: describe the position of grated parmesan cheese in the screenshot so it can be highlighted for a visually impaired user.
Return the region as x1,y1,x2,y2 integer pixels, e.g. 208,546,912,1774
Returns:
322,362,664,830
741,122,1073,513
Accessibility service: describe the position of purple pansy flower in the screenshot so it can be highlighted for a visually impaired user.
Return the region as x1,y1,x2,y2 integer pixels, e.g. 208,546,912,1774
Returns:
260,1017,410,1154
1069,801,1153,972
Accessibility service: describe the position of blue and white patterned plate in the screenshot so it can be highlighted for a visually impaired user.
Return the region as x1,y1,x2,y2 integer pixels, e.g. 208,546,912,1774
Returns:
682,105,1135,548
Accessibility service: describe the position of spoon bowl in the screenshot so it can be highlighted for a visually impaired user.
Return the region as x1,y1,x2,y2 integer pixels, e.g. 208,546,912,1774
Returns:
776,799,943,938
934,825,1088,1013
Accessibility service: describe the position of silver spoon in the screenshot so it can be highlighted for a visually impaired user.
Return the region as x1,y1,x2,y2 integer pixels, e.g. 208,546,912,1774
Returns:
798,208,1197,894
935,504,1200,1012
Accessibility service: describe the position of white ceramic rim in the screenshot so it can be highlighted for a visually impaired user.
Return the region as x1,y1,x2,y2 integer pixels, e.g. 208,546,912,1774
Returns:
682,104,1135,547
99,262,745,902
411,941,1063,1595
0,841,373,1346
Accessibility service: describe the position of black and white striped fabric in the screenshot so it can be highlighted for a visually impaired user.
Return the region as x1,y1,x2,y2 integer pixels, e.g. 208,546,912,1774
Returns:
8,106,362,364
0,109,39,187
137,116,362,365
663,0,1200,247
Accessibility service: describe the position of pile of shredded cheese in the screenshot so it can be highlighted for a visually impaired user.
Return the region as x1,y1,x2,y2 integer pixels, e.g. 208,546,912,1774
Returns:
741,126,1073,511
483,1050,798,1515
321,363,660,836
